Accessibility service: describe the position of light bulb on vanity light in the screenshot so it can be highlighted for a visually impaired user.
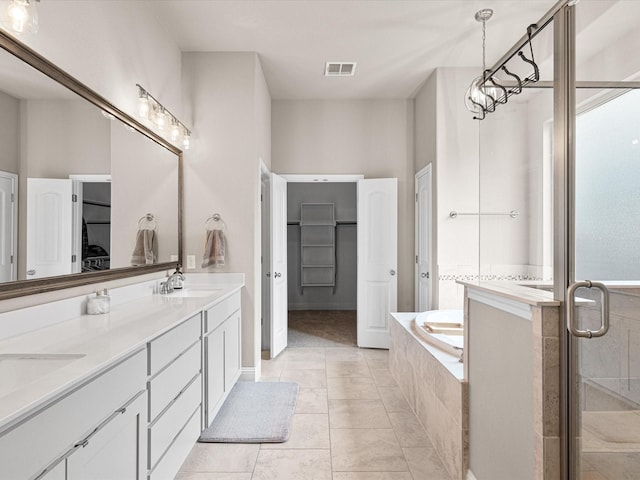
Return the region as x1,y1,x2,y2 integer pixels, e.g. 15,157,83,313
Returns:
138,95,149,118
155,107,167,131
6,0,38,35
170,120,180,142
182,131,191,150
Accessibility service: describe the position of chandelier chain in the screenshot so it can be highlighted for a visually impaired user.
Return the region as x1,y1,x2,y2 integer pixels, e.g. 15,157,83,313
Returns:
481,18,487,81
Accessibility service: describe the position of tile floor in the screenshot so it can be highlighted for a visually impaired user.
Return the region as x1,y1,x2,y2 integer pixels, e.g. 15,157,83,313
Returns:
177,345,452,479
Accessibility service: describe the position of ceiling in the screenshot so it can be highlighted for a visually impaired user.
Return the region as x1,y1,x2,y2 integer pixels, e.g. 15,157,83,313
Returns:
150,0,558,100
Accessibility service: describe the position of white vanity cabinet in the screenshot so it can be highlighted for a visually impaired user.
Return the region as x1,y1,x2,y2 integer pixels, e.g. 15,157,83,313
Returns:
66,392,147,479
0,348,147,480
147,313,202,480
203,291,241,427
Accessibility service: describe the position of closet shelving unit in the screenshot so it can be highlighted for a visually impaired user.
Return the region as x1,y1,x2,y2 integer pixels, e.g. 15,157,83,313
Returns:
300,203,336,291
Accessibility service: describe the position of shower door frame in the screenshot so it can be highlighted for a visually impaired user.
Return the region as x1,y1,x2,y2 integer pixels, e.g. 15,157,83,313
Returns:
553,3,640,479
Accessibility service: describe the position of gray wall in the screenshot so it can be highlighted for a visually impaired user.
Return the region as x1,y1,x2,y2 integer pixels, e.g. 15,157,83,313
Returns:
468,299,533,480
272,99,414,312
287,182,357,310
0,90,20,175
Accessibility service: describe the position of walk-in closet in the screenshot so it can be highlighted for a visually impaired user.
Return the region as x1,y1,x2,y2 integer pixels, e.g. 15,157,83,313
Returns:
286,181,357,347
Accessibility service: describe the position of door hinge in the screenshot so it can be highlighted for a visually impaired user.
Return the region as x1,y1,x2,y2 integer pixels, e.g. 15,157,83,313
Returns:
71,254,77,263
261,193,263,202
415,193,418,202
415,255,418,264
72,194,78,202
10,255,14,264
10,193,15,203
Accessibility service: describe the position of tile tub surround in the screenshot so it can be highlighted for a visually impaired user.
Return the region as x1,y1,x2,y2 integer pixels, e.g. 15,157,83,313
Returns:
0,273,244,432
390,313,467,480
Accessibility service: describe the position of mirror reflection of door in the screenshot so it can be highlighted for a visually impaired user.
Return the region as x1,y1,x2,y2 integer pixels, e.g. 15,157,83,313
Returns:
0,171,17,283
26,176,110,279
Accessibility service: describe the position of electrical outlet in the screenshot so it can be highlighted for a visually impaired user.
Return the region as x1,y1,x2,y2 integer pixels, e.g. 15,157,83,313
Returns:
187,255,196,269
170,254,178,262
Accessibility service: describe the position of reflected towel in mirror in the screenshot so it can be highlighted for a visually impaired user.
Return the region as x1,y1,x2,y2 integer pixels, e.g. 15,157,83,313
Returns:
202,229,226,267
131,228,157,265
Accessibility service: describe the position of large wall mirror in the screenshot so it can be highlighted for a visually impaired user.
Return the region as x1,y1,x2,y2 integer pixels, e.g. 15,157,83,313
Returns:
0,31,182,300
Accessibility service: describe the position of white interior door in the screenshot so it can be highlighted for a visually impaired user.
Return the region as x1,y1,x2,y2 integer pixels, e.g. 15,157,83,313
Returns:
261,170,272,350
270,172,288,358
357,178,397,349
415,165,432,311
0,172,17,283
26,178,74,279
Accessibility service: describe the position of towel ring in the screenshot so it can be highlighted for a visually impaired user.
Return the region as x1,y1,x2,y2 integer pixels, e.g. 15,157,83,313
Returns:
205,213,227,231
138,213,158,231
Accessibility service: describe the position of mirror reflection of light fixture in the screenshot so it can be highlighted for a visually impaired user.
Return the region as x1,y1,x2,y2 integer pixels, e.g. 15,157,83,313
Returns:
464,8,500,117
5,0,38,35
135,84,192,150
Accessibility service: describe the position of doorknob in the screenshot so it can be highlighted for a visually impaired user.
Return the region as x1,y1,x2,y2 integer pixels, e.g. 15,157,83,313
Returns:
421,272,429,278
266,272,271,277
274,272,282,278
390,270,396,276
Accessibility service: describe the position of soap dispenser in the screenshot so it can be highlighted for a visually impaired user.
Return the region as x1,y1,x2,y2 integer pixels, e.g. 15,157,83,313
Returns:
87,288,111,314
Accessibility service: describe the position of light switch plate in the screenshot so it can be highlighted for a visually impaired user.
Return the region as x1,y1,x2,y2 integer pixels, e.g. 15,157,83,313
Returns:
187,255,196,269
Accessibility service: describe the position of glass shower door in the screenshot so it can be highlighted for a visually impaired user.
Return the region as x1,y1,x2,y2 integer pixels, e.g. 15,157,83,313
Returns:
569,2,640,478
571,88,640,479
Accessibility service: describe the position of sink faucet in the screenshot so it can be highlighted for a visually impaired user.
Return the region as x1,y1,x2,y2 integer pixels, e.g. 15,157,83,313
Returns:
160,265,185,294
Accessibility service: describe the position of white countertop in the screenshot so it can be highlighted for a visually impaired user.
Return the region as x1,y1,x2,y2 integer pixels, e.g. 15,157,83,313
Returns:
0,280,243,433
458,281,560,307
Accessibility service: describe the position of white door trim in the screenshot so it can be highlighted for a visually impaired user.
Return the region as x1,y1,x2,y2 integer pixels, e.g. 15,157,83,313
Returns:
280,174,364,183
0,171,18,282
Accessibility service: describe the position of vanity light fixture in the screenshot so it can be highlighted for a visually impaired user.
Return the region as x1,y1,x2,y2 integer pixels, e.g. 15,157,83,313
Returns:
136,84,192,150
4,0,39,35
464,8,500,117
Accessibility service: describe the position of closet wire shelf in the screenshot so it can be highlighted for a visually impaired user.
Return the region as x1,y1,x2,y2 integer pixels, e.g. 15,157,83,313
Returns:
299,203,336,291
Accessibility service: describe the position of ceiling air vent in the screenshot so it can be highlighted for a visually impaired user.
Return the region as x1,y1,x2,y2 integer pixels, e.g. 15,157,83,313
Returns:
324,62,357,77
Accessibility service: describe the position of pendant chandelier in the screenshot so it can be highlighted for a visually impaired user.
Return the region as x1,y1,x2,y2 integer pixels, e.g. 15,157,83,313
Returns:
464,9,500,118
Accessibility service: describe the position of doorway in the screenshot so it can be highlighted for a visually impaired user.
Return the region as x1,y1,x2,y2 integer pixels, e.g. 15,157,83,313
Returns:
260,172,398,357
286,178,359,348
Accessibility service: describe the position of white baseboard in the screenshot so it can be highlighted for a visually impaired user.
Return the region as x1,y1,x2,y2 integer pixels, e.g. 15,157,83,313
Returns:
240,367,257,382
467,470,478,480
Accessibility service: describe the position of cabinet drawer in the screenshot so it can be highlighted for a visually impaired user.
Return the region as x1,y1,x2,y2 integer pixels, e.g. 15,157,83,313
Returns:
205,292,240,333
149,314,201,376
0,349,146,480
149,406,201,480
149,374,201,469
148,341,201,421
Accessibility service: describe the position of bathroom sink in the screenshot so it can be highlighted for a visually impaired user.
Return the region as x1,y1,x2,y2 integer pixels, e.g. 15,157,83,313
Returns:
0,353,86,393
161,287,222,298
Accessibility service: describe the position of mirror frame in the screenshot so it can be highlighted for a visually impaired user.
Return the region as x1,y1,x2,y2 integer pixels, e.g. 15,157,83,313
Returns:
0,29,183,300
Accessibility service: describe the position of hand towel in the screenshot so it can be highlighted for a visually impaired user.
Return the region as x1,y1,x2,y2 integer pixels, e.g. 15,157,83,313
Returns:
202,228,226,267
131,228,157,265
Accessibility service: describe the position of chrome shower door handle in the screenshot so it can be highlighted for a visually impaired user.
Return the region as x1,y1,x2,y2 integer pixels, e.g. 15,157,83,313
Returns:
566,280,610,338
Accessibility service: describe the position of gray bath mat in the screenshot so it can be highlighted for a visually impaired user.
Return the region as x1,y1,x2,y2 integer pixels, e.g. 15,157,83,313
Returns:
199,381,299,443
